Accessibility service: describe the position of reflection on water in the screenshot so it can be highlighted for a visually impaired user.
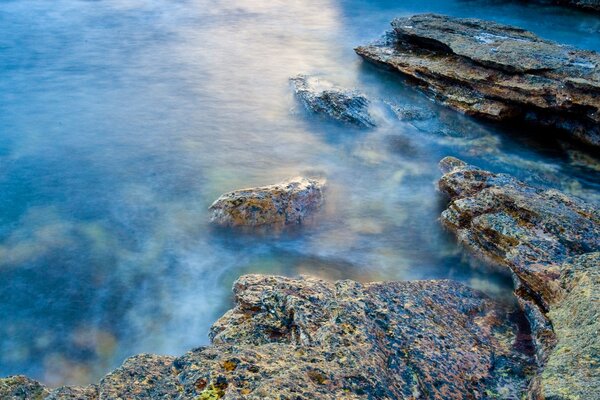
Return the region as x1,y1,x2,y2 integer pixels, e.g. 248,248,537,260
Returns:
0,0,599,386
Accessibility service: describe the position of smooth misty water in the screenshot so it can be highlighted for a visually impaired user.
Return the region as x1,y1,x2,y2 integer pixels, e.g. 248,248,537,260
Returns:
1,0,599,386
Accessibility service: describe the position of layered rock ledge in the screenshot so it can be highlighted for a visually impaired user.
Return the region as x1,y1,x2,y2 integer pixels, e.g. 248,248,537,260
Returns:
438,156,599,399
355,14,600,147
209,177,325,227
1,274,534,399
290,75,376,128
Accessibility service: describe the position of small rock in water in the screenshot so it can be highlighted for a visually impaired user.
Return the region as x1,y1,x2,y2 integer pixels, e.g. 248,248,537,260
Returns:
290,75,376,128
209,177,325,227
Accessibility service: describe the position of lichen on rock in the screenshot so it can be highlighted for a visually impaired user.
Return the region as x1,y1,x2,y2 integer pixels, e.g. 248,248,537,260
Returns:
209,177,325,227
438,156,600,398
0,274,535,399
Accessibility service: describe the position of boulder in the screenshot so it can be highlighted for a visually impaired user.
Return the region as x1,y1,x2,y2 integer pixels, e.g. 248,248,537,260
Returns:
290,75,376,128
355,14,600,147
438,157,600,399
209,177,325,227
0,274,534,399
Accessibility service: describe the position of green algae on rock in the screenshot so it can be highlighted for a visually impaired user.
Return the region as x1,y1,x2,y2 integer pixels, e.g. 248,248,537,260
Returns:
209,177,325,227
355,14,600,147
0,274,534,399
438,157,599,399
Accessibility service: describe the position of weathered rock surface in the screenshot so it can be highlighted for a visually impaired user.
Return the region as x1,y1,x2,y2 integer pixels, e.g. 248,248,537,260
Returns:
438,157,599,399
0,274,534,399
291,75,376,128
356,14,600,147
209,177,325,227
536,0,600,12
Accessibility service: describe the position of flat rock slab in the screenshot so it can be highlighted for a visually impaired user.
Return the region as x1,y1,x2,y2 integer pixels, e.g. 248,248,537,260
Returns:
291,75,376,128
438,157,600,399
356,14,600,147
209,177,325,227
1,274,534,399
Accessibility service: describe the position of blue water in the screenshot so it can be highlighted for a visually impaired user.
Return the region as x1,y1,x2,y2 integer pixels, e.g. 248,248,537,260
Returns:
0,0,599,386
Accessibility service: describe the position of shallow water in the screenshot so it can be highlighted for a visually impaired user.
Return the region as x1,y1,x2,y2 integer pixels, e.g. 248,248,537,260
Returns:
0,0,599,386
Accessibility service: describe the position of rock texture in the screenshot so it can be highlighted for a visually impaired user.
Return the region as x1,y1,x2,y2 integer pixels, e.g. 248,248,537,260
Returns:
291,75,376,127
438,157,599,399
0,274,534,399
356,14,600,147
537,0,600,12
209,177,325,227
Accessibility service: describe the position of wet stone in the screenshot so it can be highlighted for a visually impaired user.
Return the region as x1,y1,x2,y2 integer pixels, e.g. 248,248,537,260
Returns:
290,75,376,128
356,14,600,147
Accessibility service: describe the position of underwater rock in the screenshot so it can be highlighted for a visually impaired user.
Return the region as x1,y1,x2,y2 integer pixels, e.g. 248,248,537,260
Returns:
386,101,435,121
356,14,600,147
209,177,325,227
0,274,534,399
438,157,600,399
290,75,376,127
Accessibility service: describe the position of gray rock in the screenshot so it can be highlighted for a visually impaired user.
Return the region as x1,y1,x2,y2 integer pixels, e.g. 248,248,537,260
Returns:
209,177,325,227
356,14,600,147
438,157,600,399
291,75,376,128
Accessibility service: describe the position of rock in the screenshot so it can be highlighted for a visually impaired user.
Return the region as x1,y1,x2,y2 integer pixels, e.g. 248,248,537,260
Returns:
290,75,376,127
0,274,534,399
0,376,49,400
438,156,600,398
385,101,435,121
209,177,325,227
534,0,600,12
355,14,600,147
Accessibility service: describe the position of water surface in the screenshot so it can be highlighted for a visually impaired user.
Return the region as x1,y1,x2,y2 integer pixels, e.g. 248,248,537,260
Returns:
1,0,599,386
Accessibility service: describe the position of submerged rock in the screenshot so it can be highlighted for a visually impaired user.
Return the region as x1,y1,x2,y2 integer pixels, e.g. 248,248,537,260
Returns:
0,274,534,399
438,157,599,399
290,75,376,127
356,14,600,147
209,177,325,227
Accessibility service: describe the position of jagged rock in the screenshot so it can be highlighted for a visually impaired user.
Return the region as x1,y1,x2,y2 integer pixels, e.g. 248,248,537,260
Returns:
209,177,325,227
0,274,534,399
290,75,376,127
0,376,49,399
438,157,600,399
356,14,600,147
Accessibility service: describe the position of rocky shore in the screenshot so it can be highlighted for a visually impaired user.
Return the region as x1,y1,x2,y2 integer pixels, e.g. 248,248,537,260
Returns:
1,274,534,399
438,157,599,399
356,14,600,147
2,158,598,399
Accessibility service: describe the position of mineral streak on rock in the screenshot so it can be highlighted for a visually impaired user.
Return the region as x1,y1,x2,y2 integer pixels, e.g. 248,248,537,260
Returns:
355,14,600,147
0,274,535,399
438,157,600,399
209,177,325,227
290,75,376,128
